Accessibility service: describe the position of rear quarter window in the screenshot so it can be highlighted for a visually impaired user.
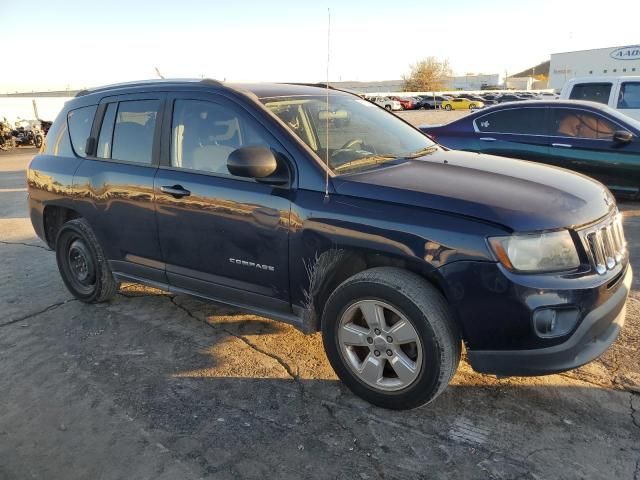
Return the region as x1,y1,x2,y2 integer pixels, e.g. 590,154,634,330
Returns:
67,105,97,157
43,111,73,157
569,83,612,104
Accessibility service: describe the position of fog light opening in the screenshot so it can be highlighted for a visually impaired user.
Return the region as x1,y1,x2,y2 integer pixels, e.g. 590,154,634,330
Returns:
533,307,579,338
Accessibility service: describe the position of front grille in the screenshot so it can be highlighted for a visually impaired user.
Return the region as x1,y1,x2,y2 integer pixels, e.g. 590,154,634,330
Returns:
578,212,627,275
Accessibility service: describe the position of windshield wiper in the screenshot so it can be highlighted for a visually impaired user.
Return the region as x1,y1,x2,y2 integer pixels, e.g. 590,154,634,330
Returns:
333,155,397,173
404,145,439,159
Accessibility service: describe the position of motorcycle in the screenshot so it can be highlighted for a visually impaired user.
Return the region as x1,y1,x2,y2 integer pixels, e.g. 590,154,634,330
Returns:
0,118,15,151
11,119,44,149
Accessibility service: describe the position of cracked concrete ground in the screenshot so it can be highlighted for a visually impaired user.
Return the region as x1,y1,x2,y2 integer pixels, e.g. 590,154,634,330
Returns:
1,145,639,480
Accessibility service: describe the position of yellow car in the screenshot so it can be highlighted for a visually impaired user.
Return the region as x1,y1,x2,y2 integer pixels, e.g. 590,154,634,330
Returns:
442,97,484,110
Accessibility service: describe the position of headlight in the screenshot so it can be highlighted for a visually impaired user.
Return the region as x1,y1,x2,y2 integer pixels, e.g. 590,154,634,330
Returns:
488,230,580,272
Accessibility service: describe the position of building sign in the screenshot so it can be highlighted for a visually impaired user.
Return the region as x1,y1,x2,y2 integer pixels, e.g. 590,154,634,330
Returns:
610,45,640,61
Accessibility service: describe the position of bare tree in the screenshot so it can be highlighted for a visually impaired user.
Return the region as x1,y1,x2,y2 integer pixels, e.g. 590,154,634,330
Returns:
402,57,452,92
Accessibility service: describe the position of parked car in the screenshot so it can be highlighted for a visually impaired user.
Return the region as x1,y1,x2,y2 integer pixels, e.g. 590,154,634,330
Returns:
369,96,402,111
538,92,559,100
417,95,451,109
560,76,640,121
29,80,630,410
441,97,484,110
389,96,416,110
495,94,527,103
420,100,640,198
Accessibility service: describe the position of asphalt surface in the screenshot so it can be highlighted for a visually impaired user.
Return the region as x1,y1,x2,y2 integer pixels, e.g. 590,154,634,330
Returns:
1,143,639,480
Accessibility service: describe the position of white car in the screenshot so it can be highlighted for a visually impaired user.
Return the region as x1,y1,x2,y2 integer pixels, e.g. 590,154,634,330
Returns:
560,76,640,121
369,96,402,111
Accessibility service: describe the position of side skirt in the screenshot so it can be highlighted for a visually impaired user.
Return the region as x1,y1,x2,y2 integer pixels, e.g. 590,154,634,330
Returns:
113,271,312,333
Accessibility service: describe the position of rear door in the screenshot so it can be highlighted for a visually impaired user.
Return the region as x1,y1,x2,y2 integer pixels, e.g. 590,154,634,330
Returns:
547,106,640,197
73,93,167,284
470,106,552,163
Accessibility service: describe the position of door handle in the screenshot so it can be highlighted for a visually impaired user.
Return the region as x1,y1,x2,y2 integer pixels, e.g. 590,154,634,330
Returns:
552,143,572,148
161,185,191,198
479,137,496,142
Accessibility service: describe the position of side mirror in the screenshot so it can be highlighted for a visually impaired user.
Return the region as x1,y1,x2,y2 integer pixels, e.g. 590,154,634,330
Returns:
227,146,277,178
613,130,633,144
227,146,288,185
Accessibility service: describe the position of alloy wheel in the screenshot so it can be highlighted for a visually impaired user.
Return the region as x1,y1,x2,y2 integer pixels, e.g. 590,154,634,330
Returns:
337,299,423,391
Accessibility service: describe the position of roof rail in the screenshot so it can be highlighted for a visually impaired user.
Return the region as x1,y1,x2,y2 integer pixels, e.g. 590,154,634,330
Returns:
284,82,363,97
73,79,224,98
199,78,224,86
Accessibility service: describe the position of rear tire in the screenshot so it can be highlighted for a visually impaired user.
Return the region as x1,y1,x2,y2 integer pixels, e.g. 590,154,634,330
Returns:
384,105,392,111
322,267,460,410
469,104,476,110
56,218,118,303
444,104,452,111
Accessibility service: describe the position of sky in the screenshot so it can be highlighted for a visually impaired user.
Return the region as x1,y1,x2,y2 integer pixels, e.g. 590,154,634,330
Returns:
1,0,639,93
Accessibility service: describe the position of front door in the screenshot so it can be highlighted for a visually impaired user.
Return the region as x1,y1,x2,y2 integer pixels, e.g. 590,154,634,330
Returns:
154,93,293,313
547,107,640,198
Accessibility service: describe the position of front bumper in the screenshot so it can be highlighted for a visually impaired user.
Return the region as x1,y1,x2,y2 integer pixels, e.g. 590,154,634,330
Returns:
467,265,631,376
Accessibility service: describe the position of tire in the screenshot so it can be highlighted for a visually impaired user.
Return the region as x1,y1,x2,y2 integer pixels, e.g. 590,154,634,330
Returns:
322,267,460,410
444,104,452,111
55,218,118,303
469,104,476,110
34,134,43,149
384,105,392,111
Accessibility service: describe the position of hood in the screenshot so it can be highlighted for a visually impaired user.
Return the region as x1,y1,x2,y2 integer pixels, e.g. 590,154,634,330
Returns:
333,150,614,232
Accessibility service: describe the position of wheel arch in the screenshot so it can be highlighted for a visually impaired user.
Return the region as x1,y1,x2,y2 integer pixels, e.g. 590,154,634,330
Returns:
43,204,82,249
303,247,456,333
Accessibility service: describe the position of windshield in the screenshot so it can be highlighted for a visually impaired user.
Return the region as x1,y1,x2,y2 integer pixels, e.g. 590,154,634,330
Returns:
260,95,436,174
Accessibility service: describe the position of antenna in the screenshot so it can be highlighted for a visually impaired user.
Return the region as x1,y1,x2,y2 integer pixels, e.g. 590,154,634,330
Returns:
154,67,165,79
324,7,331,202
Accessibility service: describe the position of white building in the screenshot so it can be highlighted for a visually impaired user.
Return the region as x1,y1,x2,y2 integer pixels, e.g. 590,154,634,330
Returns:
549,44,640,91
445,73,501,91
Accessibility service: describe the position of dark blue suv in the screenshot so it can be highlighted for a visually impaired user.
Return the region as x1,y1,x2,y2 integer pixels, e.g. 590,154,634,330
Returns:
28,80,631,409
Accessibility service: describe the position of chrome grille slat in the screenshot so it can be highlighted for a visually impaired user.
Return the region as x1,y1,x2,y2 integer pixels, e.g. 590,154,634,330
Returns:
578,212,627,275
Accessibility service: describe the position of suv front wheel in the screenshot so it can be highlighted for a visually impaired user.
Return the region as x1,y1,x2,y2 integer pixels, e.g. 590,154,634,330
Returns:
322,267,460,410
56,218,118,303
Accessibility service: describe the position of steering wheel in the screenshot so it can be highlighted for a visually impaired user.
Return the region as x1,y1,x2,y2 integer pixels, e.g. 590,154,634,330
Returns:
339,138,364,150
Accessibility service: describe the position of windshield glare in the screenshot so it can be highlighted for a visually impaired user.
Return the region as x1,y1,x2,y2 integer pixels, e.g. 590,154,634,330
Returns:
261,95,436,174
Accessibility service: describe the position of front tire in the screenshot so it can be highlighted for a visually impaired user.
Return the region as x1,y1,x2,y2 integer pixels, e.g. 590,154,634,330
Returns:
322,267,460,410
469,103,476,110
444,104,452,111
56,218,118,303
384,105,392,111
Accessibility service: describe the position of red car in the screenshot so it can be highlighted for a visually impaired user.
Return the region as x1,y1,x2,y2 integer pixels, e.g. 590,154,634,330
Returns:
389,96,416,110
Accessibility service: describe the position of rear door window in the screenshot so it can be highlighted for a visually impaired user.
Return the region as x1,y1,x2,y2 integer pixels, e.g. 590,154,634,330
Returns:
475,108,547,135
110,100,160,164
67,105,97,157
618,82,640,109
569,83,612,104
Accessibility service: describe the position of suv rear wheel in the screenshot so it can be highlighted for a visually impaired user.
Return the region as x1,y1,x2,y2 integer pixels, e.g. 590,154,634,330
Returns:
56,218,118,303
322,267,460,410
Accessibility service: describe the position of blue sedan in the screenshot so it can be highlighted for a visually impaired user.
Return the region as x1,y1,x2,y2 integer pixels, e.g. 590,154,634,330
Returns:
420,100,640,199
